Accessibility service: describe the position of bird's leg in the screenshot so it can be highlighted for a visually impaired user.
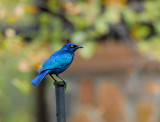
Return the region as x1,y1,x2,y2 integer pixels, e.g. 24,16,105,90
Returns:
49,74,57,85
56,74,67,89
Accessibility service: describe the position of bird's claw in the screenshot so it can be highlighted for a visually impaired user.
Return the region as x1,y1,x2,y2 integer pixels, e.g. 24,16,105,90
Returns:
53,80,58,85
53,80,67,90
63,80,67,90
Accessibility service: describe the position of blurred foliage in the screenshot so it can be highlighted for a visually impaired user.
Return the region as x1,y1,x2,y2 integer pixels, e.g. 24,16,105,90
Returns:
0,0,160,121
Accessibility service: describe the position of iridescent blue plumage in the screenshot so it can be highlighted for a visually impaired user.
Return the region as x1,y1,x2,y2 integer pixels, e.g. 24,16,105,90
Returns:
31,43,83,86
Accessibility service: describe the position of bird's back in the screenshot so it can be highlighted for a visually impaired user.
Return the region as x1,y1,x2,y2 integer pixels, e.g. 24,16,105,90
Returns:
38,50,74,74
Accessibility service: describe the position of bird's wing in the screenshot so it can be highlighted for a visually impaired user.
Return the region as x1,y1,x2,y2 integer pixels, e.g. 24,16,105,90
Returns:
38,51,73,72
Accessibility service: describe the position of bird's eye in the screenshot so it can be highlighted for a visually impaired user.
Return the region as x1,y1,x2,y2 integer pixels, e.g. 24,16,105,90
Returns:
70,45,74,48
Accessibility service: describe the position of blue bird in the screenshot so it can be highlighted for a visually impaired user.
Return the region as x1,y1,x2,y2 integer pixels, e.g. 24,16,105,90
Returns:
31,43,83,87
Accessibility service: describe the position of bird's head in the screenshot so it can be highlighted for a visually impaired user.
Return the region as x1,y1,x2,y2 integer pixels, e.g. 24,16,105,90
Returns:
61,43,83,52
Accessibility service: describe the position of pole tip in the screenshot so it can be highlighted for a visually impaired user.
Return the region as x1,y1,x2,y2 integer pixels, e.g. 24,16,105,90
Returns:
54,81,66,87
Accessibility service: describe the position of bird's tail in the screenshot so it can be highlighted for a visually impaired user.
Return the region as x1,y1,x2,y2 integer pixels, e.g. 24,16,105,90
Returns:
31,70,49,86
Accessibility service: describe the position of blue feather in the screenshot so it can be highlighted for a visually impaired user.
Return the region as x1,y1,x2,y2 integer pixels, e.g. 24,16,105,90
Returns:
31,43,83,86
31,70,49,86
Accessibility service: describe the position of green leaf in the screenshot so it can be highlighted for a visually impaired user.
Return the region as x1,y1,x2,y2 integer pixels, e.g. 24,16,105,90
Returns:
154,21,160,34
136,25,150,39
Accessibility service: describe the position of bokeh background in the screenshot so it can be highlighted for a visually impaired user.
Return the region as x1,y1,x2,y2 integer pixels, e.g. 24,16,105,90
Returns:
1,0,160,122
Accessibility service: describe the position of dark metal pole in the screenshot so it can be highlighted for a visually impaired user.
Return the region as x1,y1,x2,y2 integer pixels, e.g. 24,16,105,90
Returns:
54,81,66,122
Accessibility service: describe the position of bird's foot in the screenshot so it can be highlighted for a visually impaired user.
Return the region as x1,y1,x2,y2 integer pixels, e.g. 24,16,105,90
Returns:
53,80,67,89
56,74,67,89
63,80,67,90
53,80,58,85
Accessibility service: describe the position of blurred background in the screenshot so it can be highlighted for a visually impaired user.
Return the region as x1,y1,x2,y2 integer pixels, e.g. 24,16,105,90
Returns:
1,0,160,122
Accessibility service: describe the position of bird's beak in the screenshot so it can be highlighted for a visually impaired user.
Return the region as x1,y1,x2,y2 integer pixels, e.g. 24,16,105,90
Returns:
77,46,83,48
